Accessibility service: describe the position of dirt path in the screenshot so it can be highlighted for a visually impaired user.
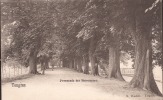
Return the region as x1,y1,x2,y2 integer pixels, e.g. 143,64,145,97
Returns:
2,68,162,100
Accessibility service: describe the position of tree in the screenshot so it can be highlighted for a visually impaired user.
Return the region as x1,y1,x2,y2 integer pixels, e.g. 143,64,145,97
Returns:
1,0,59,74
83,54,89,74
108,34,124,81
72,0,107,75
73,0,125,79
112,0,162,96
56,0,88,70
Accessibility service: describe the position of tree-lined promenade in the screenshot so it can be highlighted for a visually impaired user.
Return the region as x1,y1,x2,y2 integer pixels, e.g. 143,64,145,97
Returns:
2,68,163,100
1,0,162,97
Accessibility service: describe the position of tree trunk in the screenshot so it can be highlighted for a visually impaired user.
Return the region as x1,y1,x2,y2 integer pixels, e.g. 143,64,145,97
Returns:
45,56,49,69
89,35,98,75
41,62,44,70
83,54,89,74
94,57,99,76
89,55,95,75
29,50,38,74
74,58,77,70
68,59,72,68
108,45,124,81
94,64,99,75
66,61,69,68
129,36,162,96
68,58,74,69
71,59,74,69
62,59,66,67
45,61,49,69
68,60,72,68
77,57,83,72
129,7,162,96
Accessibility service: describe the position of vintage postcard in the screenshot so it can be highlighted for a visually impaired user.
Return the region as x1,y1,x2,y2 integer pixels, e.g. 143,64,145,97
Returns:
1,0,162,100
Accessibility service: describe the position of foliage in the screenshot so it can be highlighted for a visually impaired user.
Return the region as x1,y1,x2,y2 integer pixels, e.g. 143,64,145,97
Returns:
1,0,162,68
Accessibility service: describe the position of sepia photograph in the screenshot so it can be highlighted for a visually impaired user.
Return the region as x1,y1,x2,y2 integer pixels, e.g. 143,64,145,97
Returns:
1,0,163,100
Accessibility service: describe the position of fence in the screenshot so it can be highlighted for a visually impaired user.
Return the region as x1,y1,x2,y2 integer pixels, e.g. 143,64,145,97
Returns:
120,68,135,75
1,62,29,80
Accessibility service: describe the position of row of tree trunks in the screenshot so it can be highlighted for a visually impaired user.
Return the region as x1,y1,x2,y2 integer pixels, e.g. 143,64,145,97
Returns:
63,54,90,74
63,55,89,74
